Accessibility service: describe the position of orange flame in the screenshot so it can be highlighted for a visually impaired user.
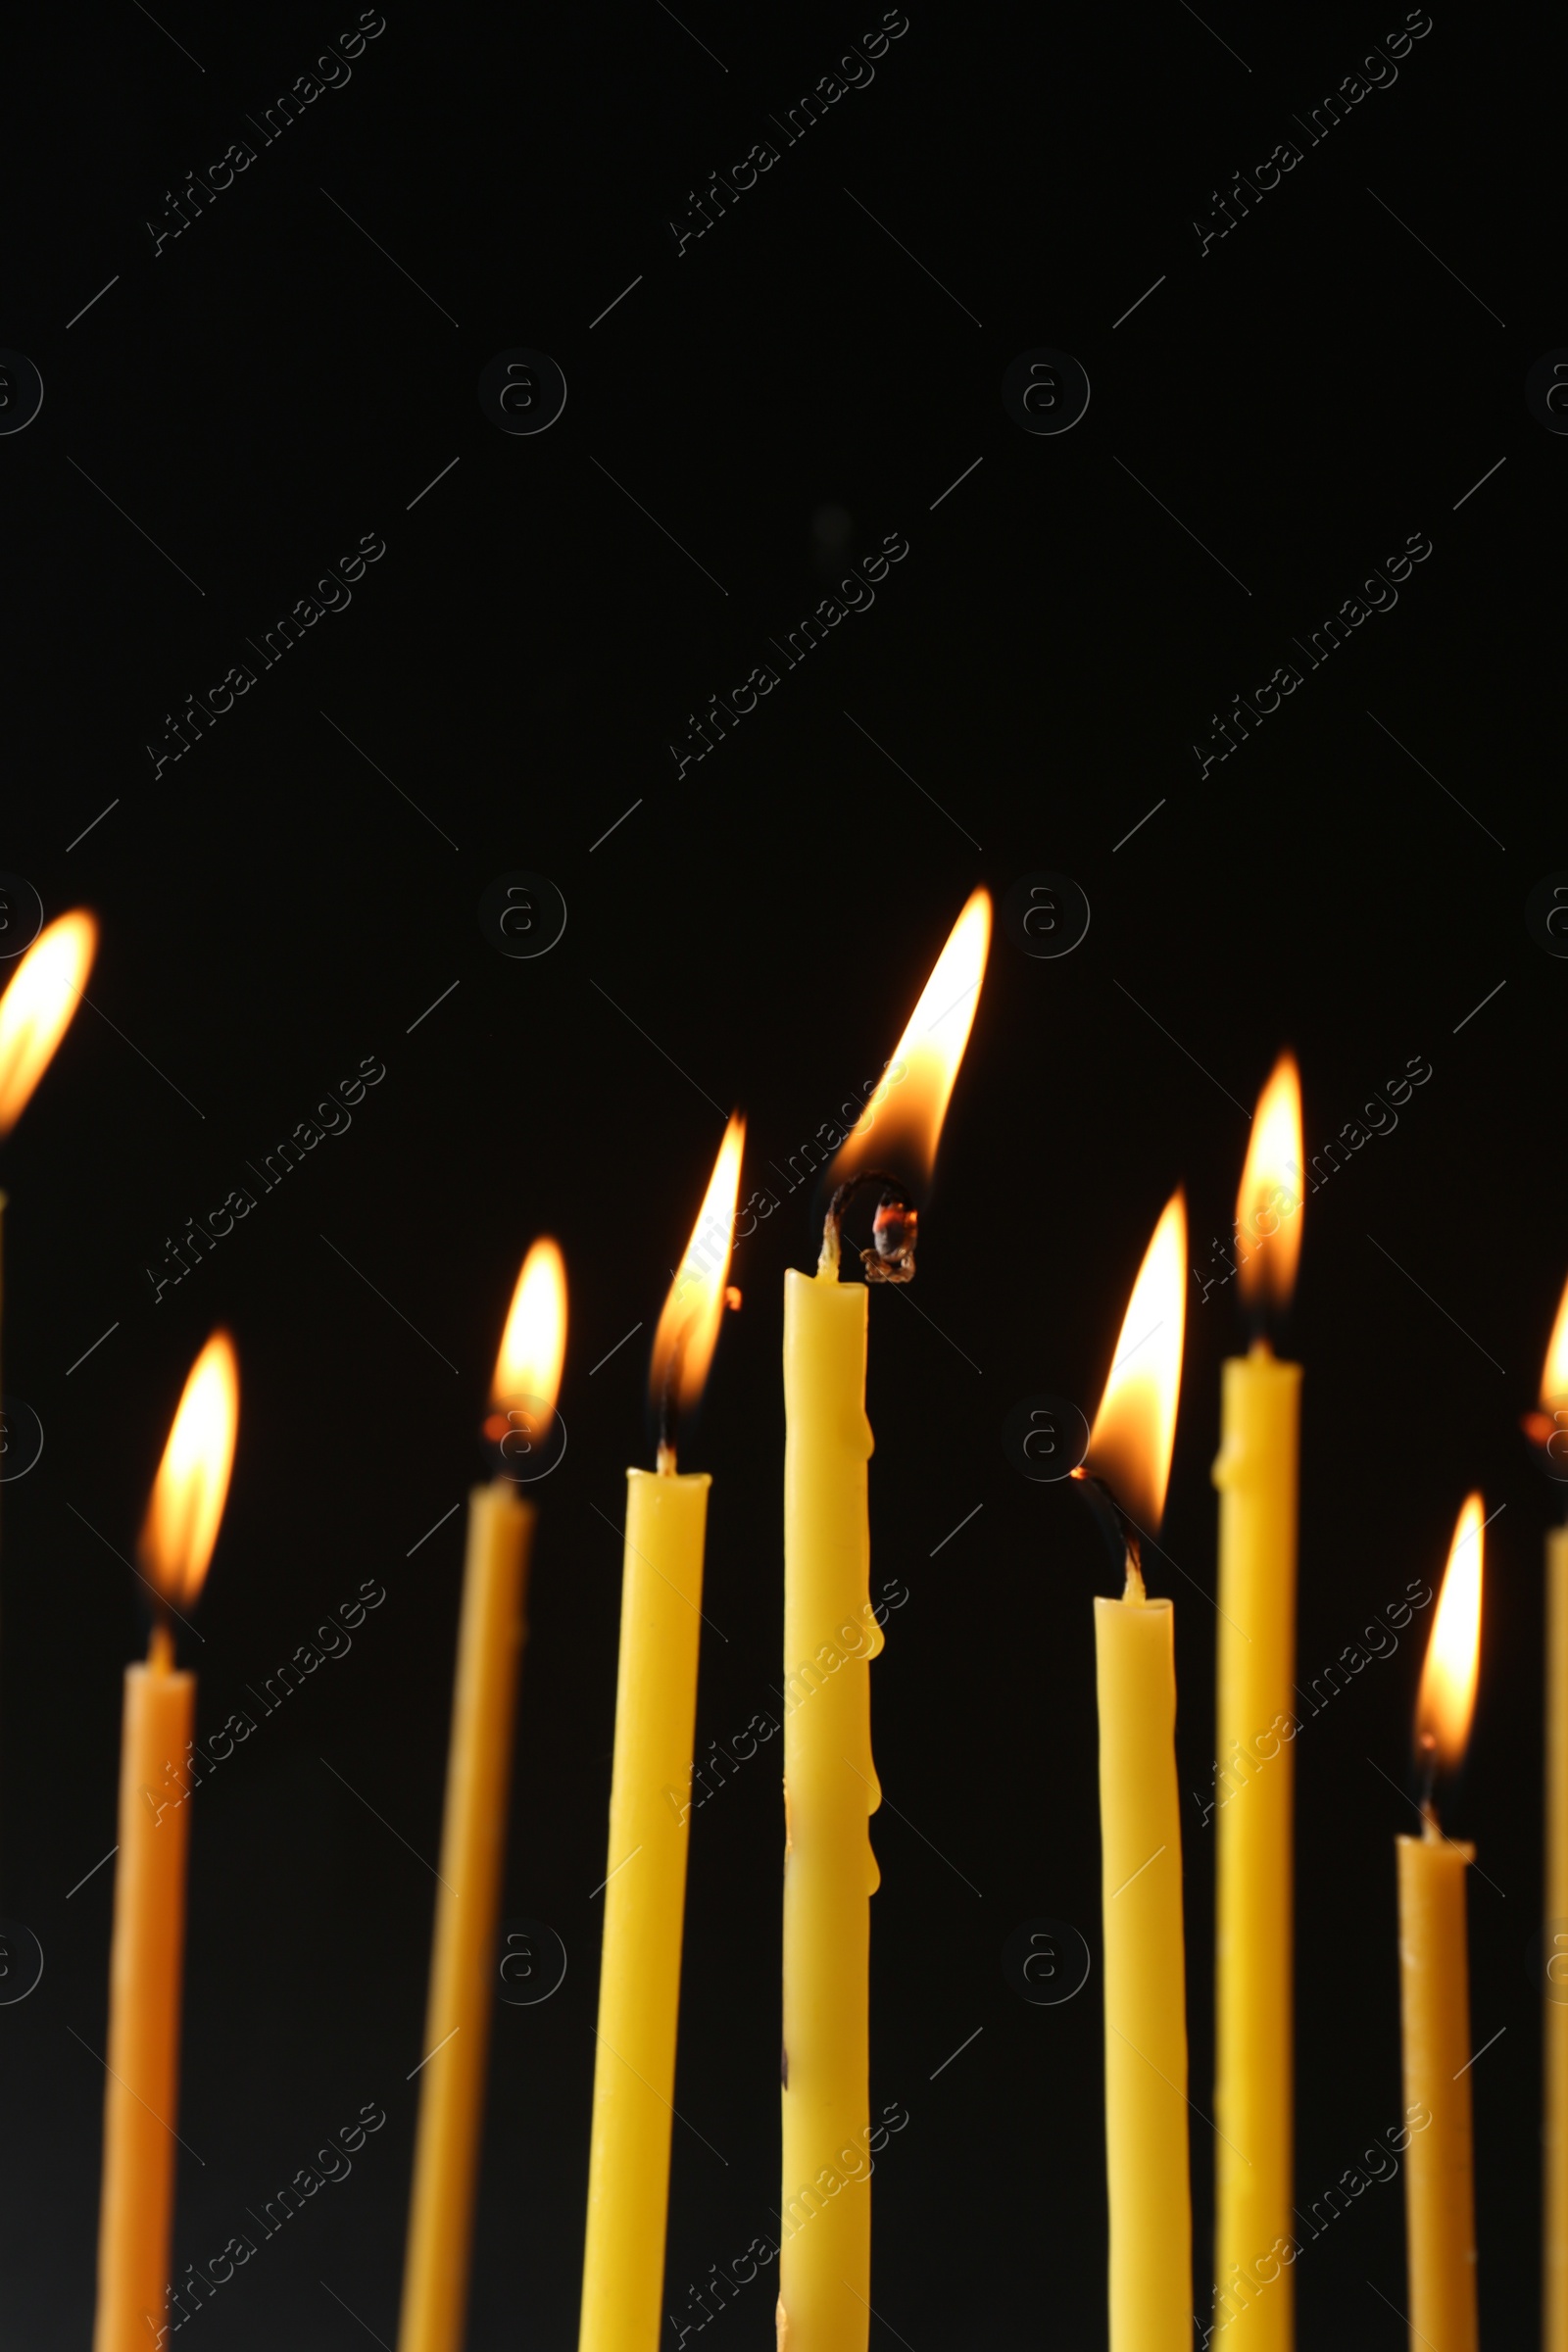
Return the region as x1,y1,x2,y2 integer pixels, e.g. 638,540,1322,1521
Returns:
1083,1190,1188,1531
139,1333,239,1609
0,910,97,1135
493,1239,568,1415
1542,1272,1568,1411
1415,1492,1484,1774
828,889,992,1192
651,1113,745,1418
1236,1052,1303,1315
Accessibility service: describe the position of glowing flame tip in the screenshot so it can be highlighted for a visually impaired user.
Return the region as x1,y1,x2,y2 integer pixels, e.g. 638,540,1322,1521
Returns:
0,910,97,1135
493,1239,568,1417
1415,1492,1484,1776
139,1332,239,1610
651,1112,746,1421
828,888,992,1193
1236,1052,1303,1316
1084,1188,1188,1534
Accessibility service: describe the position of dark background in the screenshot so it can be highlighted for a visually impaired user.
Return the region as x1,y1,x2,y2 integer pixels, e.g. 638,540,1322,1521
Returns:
0,1,1558,2342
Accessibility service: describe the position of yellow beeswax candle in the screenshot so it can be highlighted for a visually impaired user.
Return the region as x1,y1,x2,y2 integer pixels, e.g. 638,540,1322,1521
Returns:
1212,1055,1304,2350
94,1332,238,2352
1096,1573,1192,2352
773,891,989,2352
1212,1342,1300,2341
95,1630,194,2352
1537,1275,1568,2352
1079,1187,1190,2352
1547,1519,1568,2349
580,1118,742,2352
398,1479,534,2352
579,1468,711,2352
1397,1491,1485,2352
1397,1822,1478,2352
399,1239,566,2352
779,1256,880,2352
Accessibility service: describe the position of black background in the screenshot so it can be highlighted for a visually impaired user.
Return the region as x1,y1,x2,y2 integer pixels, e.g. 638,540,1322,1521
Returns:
0,1,1558,2343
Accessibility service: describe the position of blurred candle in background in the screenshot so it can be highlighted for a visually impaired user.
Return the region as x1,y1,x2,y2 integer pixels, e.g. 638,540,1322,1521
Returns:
94,1332,238,2352
398,1240,567,2352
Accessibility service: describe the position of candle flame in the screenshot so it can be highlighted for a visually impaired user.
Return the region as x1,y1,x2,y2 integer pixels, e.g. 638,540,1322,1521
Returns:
650,1113,746,1416
1235,1052,1303,1315
1542,1272,1568,1412
1415,1492,1484,1775
1082,1190,1188,1532
0,910,97,1135
492,1239,567,1415
828,889,992,1192
139,1332,239,1608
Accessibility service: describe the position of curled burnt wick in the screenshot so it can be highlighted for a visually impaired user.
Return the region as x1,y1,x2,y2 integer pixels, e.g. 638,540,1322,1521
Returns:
1070,1470,1144,1591
821,1170,919,1285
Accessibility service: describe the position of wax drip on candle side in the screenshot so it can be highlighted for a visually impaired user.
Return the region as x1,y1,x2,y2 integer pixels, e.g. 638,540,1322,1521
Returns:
819,1170,918,1285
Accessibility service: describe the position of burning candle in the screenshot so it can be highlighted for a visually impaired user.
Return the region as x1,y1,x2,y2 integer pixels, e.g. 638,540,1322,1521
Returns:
398,1239,567,2352
93,1332,239,2352
1075,1191,1191,2352
780,889,990,2352
579,1114,745,2352
1527,1277,1568,2349
0,907,98,1504
1212,1053,1303,2347
1397,1492,1484,2352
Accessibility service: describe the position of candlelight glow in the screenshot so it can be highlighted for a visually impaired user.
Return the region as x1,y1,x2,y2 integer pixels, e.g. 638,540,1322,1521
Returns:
828,888,992,1191
1236,1052,1303,1314
139,1333,239,1608
0,909,97,1135
651,1112,746,1416
492,1239,568,1415
1542,1271,1568,1411
1082,1190,1188,1531
1415,1492,1484,1774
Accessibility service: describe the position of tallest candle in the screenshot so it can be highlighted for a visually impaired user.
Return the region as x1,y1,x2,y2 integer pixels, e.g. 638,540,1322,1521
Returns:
1212,1054,1303,2348
779,889,990,2352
